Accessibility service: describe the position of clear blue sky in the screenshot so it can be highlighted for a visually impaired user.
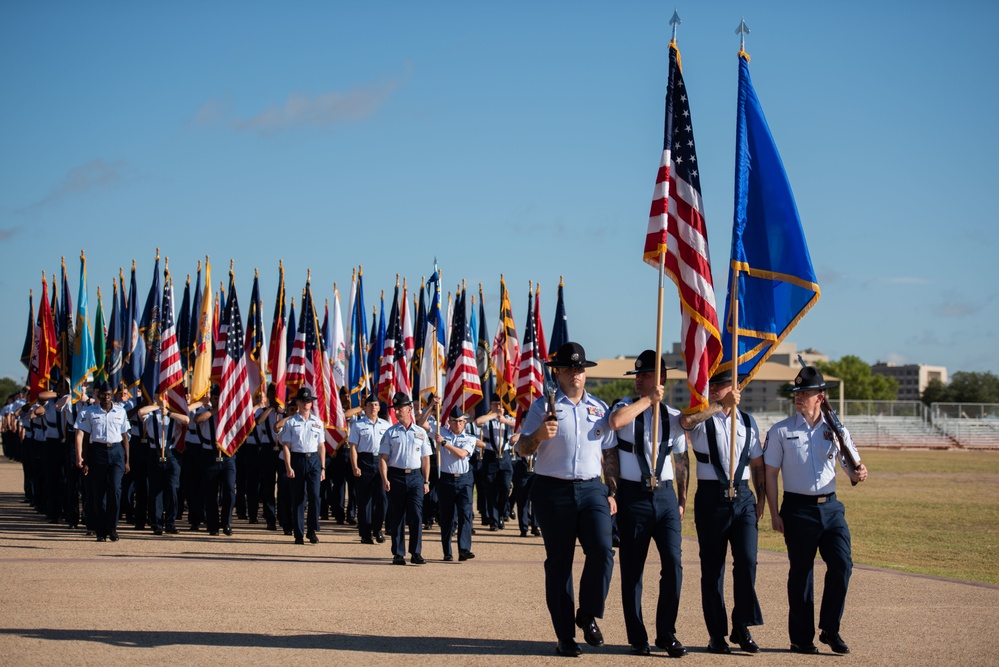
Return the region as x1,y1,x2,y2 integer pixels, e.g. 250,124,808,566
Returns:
2,1,997,385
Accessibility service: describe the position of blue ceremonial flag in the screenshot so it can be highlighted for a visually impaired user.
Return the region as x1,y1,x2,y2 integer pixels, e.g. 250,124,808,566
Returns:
20,291,34,372
140,253,162,402
347,267,369,407
177,274,192,374
124,263,144,388
720,51,820,386
71,254,96,401
106,278,124,390
368,294,385,392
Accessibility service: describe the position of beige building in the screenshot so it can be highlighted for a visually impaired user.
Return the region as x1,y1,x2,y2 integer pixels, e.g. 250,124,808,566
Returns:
871,362,948,402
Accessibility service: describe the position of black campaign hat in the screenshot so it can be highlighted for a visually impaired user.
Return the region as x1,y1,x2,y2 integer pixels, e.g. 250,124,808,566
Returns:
710,367,733,384
787,366,831,393
392,392,413,409
625,349,672,376
546,342,597,369
295,387,316,403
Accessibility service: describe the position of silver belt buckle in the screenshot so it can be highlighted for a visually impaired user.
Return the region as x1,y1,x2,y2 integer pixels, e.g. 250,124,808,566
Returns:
817,496,828,504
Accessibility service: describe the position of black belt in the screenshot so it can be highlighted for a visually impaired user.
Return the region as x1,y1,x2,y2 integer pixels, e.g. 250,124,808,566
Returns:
357,451,376,459
91,441,119,447
538,475,601,485
291,451,317,458
389,467,419,474
443,472,467,478
619,478,672,491
784,491,836,504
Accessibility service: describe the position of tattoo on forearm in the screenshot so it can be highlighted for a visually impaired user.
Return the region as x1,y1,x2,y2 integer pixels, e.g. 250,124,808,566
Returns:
673,450,689,497
752,462,766,498
519,433,541,456
602,447,620,495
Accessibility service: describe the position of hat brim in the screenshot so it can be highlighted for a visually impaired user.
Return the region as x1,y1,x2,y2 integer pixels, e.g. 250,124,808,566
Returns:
787,383,831,393
624,366,674,376
546,360,597,369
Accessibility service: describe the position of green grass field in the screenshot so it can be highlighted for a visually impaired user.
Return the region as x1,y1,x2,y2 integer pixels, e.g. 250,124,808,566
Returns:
682,449,999,585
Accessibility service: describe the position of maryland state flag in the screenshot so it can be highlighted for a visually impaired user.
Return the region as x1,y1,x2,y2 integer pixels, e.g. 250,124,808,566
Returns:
490,276,519,415
719,50,820,387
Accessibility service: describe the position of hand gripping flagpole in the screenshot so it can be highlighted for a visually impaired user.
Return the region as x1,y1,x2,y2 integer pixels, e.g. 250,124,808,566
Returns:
729,18,751,500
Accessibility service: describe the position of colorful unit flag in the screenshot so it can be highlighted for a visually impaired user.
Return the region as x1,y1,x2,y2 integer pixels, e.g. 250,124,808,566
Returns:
719,51,820,386
644,40,722,413
71,255,96,401
190,258,213,402
244,270,268,400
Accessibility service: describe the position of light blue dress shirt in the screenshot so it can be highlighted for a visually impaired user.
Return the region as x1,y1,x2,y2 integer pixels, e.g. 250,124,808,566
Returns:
521,389,616,480
764,413,861,496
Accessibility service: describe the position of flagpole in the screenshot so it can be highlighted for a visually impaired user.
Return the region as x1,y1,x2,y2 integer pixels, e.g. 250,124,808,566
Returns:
729,18,750,500
729,267,739,499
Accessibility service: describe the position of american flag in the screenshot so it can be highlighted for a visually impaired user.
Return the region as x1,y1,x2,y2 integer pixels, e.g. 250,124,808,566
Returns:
217,270,255,456
491,277,519,416
244,270,268,400
286,289,308,395
377,285,400,405
157,274,186,414
442,289,482,418
211,281,226,384
267,261,287,407
515,283,543,414
643,41,721,413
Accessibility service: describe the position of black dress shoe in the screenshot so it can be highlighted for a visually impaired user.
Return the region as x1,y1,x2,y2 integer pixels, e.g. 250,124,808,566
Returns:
308,532,319,544
555,639,582,657
655,633,687,657
819,631,851,654
411,553,426,565
520,529,528,537
152,527,163,536
209,530,219,536
443,554,454,561
574,611,604,647
248,517,259,524
96,536,107,542
458,550,475,561
109,531,120,542
489,524,498,532
374,532,385,543
284,529,293,536
630,643,650,656
360,536,375,544
730,626,760,653
790,643,819,654
707,636,731,654
346,518,357,525
165,526,179,534
532,527,541,536
392,555,406,565
223,526,233,536
294,537,305,544
265,523,277,531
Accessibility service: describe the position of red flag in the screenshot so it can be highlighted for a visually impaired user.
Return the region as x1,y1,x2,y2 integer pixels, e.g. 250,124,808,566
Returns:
267,262,287,408
29,274,58,401
643,41,721,413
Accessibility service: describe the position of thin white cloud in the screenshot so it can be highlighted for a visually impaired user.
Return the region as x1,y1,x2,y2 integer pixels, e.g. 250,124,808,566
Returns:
199,78,401,135
17,159,129,214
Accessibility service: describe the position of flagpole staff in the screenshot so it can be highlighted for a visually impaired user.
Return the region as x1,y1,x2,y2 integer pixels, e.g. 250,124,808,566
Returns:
434,269,443,470
728,18,750,501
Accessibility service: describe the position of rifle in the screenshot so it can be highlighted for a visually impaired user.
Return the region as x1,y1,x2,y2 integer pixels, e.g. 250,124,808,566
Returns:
797,356,859,485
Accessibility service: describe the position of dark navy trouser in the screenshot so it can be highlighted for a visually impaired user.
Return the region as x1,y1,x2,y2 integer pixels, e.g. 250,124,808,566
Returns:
387,468,424,557
87,442,126,538
780,492,852,645
290,452,322,539
693,480,763,638
437,470,473,557
531,475,614,642
512,459,537,533
202,451,236,533
617,479,683,646
148,447,181,530
354,452,386,540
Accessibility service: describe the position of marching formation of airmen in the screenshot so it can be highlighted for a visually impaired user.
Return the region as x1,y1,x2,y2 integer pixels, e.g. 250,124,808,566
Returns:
2,341,868,658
